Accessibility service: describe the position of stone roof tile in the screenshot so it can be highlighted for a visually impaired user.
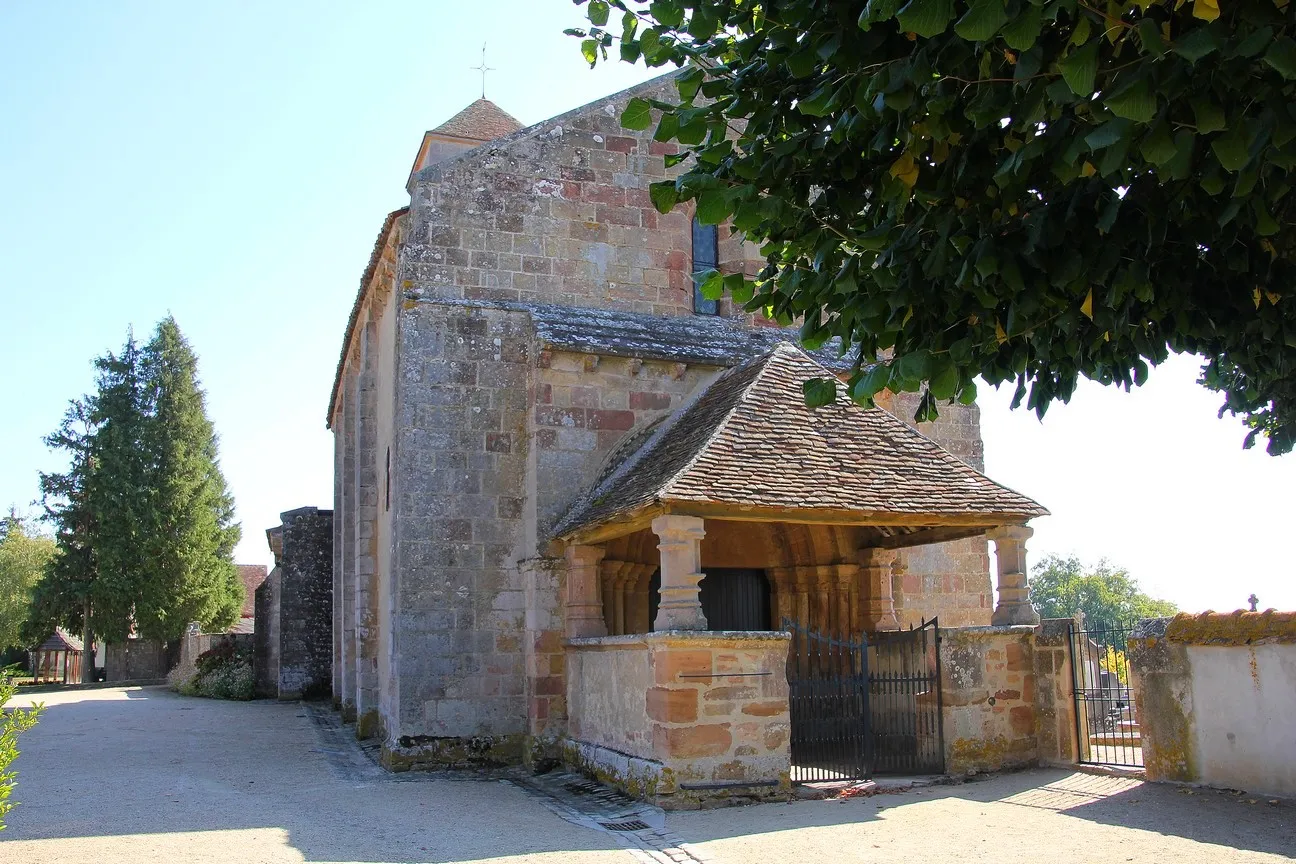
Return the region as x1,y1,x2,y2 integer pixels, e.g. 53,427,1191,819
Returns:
431,99,523,141
554,344,1047,537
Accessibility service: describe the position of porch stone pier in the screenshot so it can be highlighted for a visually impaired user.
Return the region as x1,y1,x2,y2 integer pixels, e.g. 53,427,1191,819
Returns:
859,547,900,632
988,525,1040,626
652,515,707,631
566,545,608,638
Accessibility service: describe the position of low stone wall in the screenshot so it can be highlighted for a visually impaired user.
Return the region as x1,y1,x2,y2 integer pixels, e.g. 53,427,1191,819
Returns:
564,631,791,808
105,639,170,682
940,625,1039,774
1130,611,1296,798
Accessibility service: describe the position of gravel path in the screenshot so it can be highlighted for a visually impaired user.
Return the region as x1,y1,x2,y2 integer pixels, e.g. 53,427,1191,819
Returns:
3,687,1292,863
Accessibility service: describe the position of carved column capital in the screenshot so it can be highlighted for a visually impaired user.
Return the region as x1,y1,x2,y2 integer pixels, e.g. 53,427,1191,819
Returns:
652,515,707,631
989,523,1040,626
565,544,608,638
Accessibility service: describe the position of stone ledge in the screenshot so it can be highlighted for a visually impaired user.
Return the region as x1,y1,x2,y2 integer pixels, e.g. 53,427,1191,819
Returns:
567,630,792,651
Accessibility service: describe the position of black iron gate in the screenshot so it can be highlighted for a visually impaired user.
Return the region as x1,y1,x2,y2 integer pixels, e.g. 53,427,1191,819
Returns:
1069,622,1142,768
785,619,944,782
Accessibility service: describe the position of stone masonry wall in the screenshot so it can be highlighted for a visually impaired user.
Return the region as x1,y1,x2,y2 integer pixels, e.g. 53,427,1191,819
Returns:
565,632,791,809
885,391,994,628
940,625,1039,775
253,571,279,698
386,301,533,765
277,507,335,700
403,77,767,324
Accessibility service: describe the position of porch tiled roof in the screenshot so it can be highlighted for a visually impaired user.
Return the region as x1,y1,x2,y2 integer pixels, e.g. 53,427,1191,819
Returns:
554,344,1047,538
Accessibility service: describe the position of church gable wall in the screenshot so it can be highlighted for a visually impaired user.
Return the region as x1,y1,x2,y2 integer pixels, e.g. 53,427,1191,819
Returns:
400,80,759,321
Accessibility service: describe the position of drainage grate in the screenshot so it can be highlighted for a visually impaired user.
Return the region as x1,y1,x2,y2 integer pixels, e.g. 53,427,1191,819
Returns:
563,781,603,796
600,820,651,832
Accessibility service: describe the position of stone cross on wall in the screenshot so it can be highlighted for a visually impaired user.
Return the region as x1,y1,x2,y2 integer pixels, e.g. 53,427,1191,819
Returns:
1249,593,1259,612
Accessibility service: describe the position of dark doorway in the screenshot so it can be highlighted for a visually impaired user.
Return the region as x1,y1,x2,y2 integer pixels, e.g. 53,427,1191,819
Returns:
648,568,771,631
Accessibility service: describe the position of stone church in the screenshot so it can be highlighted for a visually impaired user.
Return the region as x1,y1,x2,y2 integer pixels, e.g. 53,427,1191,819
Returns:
327,75,1047,801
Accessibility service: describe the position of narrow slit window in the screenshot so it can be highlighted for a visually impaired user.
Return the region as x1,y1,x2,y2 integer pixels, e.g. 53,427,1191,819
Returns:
691,217,719,315
384,447,391,513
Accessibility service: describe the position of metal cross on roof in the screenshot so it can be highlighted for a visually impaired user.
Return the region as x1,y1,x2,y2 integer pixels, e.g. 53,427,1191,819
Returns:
470,43,495,100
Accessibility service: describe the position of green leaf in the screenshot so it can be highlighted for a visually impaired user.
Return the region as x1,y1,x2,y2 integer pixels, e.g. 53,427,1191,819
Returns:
649,0,684,28
1263,37,1296,80
695,190,732,225
803,377,838,409
1000,5,1043,50
798,84,838,116
785,47,821,77
851,363,893,403
1060,40,1100,97
1174,26,1220,62
676,67,704,102
957,380,979,405
1085,118,1131,151
648,181,679,213
1139,124,1177,166
1136,18,1165,58
588,0,610,26
1104,79,1157,123
1192,99,1225,134
1212,125,1253,172
954,0,1007,41
621,97,653,131
896,0,954,38
698,269,724,300
581,39,599,67
928,361,960,399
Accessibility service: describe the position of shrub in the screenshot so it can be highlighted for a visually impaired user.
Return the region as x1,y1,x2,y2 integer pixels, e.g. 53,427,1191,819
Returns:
0,673,41,830
171,640,254,701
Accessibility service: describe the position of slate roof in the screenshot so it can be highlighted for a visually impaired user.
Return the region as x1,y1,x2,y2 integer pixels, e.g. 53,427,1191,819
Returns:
431,99,523,141
529,305,855,371
237,564,268,619
554,344,1047,538
37,629,83,653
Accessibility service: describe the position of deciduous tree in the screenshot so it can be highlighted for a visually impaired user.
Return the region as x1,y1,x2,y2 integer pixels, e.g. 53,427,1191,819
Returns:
1028,553,1178,631
0,513,55,652
573,0,1296,453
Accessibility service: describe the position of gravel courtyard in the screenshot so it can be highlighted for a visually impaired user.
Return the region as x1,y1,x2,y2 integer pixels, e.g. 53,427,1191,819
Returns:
2,686,1292,864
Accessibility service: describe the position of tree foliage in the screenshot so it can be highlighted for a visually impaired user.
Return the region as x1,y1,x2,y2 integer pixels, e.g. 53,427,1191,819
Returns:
572,0,1296,454
0,514,55,652
1028,553,1178,630
33,318,243,645
0,677,40,831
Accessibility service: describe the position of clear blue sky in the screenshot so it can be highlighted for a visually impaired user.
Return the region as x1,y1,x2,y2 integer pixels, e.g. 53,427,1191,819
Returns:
2,2,1292,613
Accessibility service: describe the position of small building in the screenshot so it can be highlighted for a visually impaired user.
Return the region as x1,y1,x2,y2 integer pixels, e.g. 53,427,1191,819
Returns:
31,629,83,685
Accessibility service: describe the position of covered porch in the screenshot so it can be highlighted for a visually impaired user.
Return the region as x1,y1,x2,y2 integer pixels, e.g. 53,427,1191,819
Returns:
551,344,1047,806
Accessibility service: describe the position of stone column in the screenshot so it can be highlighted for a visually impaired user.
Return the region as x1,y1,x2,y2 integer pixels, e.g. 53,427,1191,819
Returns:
860,547,900,632
833,564,858,639
989,524,1040,626
338,367,358,721
565,545,608,638
627,564,653,634
652,515,708,631
599,560,619,635
767,567,795,630
353,320,380,737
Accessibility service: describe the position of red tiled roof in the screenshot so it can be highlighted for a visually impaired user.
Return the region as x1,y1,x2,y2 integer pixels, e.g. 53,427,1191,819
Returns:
554,344,1048,537
238,564,268,618
431,99,523,141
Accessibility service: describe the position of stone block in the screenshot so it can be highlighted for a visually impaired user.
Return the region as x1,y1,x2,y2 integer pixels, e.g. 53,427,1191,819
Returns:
656,722,732,759
646,687,698,723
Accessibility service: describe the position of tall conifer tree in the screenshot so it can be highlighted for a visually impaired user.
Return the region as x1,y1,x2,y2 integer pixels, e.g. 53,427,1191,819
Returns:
136,317,242,637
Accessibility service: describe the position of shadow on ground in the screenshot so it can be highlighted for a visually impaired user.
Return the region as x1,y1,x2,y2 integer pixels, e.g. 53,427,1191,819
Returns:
5,687,620,863
669,768,1296,862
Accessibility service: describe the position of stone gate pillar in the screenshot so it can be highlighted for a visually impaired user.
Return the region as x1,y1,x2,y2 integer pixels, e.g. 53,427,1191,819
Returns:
652,515,708,631
989,524,1040,626
860,547,900,632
